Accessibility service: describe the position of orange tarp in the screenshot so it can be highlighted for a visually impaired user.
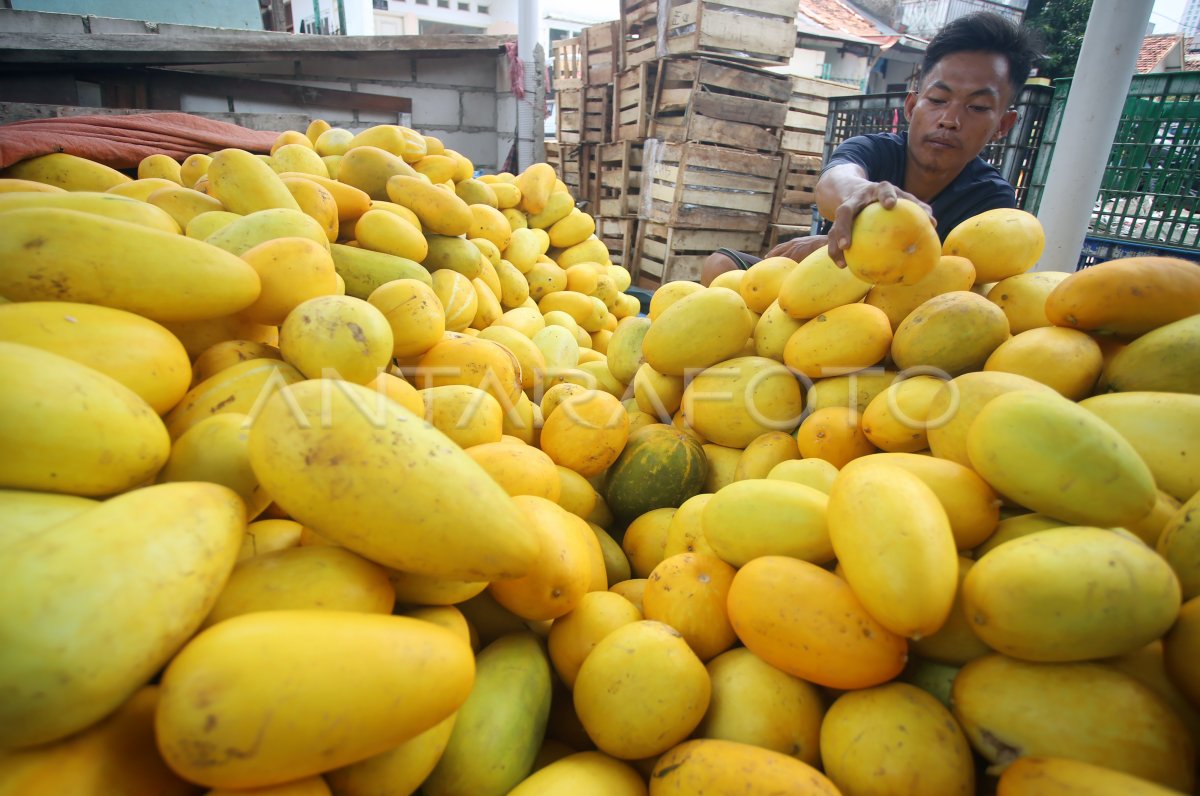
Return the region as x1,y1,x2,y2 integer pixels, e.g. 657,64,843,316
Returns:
0,112,280,170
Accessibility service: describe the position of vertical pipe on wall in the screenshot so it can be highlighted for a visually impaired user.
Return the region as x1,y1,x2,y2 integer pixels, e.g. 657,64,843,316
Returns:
517,0,539,171
312,0,321,33
337,0,347,34
1033,0,1154,271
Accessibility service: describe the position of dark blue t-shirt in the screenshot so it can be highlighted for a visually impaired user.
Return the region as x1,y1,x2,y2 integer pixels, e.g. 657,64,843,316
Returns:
820,132,1016,242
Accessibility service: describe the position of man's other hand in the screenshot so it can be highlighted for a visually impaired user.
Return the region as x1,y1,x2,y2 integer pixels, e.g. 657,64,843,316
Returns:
765,234,830,263
826,182,932,268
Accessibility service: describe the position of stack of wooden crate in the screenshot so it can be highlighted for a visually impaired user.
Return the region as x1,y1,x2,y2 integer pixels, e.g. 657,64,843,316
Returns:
622,0,797,286
547,1,861,286
766,74,854,250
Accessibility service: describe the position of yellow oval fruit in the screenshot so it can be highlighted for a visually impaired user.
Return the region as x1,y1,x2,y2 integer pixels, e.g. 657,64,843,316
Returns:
466,440,561,500
965,526,1181,661
548,208,596,249
943,207,1046,283
368,278,446,359
156,611,474,789
279,295,394,384
795,406,878,468
337,145,420,199
804,368,900,414
0,685,200,796
540,390,629,477
845,198,940,285
386,173,472,236
642,287,755,376
986,270,1071,333
752,299,806,362
695,646,823,764
820,682,975,795
649,738,841,795
783,302,893,379
830,459,957,639
418,384,504,449
854,452,1000,550
0,482,244,749
547,590,643,689
910,556,993,665
643,552,737,661
1079,391,1200,503
509,751,646,796
0,190,180,233
573,620,710,760
860,373,946,452
1158,491,1200,600
680,356,804,448
865,254,977,330
158,412,270,518
429,270,480,333
4,151,131,192
733,430,799,480
967,390,1157,526
147,184,225,230
489,496,594,621
777,245,872,319
240,236,339,326
204,545,395,627
984,326,1103,400
997,755,1188,796
354,207,429,262
0,207,261,323
892,290,1011,376
726,556,907,690
0,342,170,496
0,301,190,415
165,357,303,440
925,370,1055,468
952,654,1194,792
736,255,797,314
191,339,282,385
247,379,538,580
1163,595,1200,710
207,147,302,215
703,479,832,566
767,457,839,493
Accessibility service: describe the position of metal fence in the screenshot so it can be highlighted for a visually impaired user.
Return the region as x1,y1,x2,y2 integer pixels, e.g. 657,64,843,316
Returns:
1026,71,1200,259
822,82,1054,209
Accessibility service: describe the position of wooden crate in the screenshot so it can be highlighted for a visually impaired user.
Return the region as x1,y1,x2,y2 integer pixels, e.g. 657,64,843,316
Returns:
582,85,612,145
782,74,856,156
583,20,622,87
597,140,644,218
652,57,791,154
766,223,819,252
544,139,562,176
633,222,764,285
551,36,583,91
772,153,821,227
620,0,798,67
644,141,782,232
614,61,659,142
557,88,582,145
597,215,639,268
559,143,596,203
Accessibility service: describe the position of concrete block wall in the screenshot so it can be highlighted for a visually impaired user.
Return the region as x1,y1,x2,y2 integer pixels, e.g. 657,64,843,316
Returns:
0,10,537,173
181,50,516,171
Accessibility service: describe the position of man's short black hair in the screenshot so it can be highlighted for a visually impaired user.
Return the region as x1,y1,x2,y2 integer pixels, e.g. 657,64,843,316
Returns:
919,12,1040,98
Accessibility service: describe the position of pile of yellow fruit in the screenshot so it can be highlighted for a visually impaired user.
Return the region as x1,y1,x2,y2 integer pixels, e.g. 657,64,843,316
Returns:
0,117,1198,796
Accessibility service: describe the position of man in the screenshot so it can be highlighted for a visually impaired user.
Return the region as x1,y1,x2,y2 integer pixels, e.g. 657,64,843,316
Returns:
701,12,1040,285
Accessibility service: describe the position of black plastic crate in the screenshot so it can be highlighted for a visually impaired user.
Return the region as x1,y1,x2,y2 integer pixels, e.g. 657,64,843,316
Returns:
822,83,1054,209
1076,235,1200,270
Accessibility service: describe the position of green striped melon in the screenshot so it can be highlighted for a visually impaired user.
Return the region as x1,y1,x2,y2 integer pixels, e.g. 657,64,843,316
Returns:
604,423,708,524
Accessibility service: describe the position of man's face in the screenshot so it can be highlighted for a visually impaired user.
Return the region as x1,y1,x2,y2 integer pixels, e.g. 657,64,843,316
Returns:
903,51,1019,175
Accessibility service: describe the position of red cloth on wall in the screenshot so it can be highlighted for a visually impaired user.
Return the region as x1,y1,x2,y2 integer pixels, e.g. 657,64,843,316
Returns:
0,112,280,170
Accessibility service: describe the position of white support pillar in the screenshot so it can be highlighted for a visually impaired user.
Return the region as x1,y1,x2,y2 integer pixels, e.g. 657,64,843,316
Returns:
517,0,539,172
1034,0,1154,271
